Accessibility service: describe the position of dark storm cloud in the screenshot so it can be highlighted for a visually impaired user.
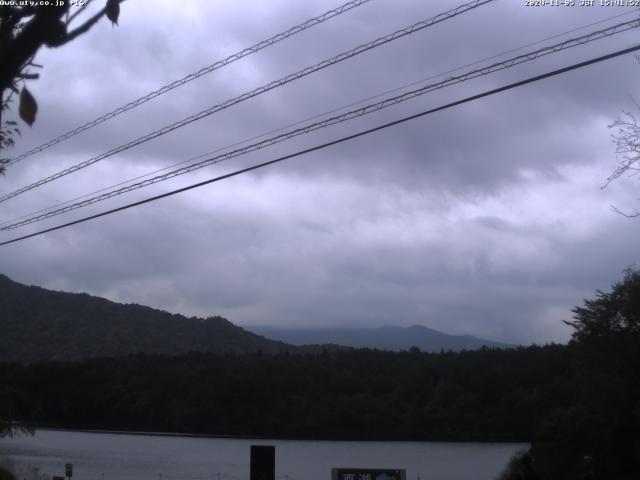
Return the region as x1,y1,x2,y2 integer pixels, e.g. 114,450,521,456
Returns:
2,0,640,344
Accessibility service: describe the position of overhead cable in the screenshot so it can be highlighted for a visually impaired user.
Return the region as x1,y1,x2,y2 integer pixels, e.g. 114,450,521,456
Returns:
0,0,495,204
3,17,637,230
5,0,373,166
5,8,633,229
2,43,638,247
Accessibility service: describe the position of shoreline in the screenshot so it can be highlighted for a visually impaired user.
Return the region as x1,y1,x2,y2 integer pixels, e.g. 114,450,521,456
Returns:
20,426,529,445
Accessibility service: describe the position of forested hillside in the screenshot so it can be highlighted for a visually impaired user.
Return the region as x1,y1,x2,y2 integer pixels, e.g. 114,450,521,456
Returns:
0,274,510,363
0,274,292,362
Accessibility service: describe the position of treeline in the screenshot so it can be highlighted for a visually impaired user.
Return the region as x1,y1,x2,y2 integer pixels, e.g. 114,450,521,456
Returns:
0,345,572,441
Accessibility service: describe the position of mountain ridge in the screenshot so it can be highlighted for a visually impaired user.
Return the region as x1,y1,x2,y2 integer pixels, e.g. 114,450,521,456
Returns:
245,324,513,352
0,274,511,363
0,274,293,363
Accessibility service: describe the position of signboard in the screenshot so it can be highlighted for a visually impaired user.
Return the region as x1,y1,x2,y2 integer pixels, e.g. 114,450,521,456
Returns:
332,469,406,480
65,463,73,478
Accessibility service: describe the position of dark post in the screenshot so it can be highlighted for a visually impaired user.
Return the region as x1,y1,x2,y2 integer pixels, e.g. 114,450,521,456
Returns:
250,445,275,480
64,464,73,480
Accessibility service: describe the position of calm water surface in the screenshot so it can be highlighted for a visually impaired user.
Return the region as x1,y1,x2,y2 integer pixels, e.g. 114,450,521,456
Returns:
0,429,525,480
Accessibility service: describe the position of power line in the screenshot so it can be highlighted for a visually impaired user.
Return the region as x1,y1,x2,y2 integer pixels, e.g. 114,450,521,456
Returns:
4,9,633,230
3,17,637,231
2,43,638,247
5,0,372,167
0,0,495,205
4,17,635,229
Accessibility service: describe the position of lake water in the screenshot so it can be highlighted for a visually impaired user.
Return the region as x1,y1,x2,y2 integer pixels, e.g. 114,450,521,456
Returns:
0,429,525,480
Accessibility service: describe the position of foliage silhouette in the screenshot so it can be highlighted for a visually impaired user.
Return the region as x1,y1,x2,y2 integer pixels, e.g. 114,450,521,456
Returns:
502,268,640,479
0,1,123,174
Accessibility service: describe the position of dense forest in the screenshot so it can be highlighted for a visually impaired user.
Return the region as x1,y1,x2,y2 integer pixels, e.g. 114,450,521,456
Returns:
0,345,571,441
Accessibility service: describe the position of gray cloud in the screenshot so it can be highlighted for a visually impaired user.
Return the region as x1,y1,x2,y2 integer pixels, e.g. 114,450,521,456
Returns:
2,0,640,345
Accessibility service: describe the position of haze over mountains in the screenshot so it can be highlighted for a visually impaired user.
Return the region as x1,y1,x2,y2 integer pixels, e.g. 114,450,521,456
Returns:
1,274,512,363
247,325,513,352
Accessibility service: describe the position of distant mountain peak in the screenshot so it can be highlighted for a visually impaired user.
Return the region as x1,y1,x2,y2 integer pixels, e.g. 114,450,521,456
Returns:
246,324,514,352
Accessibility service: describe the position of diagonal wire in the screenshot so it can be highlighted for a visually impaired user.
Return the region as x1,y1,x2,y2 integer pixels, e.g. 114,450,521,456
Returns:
5,0,372,166
0,0,496,205
2,17,638,231
1,42,639,247
3,9,634,229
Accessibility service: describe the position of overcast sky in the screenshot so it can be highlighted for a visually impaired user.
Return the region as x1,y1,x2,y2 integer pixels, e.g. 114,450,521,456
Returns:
1,0,640,344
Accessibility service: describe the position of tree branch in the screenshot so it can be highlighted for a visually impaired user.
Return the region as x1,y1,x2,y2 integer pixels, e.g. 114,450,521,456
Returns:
46,8,102,47
53,0,124,47
610,205,640,218
16,72,39,80
66,0,95,26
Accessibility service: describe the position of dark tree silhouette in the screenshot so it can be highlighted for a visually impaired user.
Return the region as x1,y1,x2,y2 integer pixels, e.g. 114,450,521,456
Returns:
0,0,122,174
503,268,640,480
566,267,640,340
